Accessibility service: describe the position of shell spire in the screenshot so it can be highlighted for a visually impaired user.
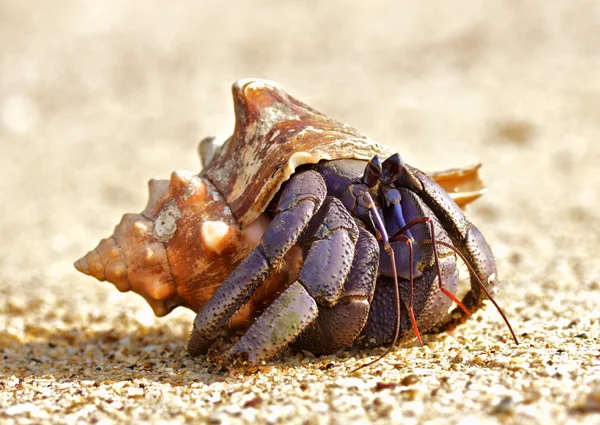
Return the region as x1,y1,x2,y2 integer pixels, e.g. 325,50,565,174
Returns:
74,172,256,317
74,237,129,292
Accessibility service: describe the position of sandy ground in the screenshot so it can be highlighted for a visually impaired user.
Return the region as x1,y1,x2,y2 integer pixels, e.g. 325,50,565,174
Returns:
1,1,600,424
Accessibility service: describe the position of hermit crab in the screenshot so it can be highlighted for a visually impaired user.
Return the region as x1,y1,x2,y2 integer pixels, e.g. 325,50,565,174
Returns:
75,78,517,366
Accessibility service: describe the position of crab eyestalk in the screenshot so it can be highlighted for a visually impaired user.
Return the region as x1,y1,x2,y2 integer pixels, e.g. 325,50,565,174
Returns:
74,171,255,317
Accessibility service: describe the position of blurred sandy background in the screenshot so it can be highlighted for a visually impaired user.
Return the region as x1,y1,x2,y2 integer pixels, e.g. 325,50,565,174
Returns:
1,1,599,424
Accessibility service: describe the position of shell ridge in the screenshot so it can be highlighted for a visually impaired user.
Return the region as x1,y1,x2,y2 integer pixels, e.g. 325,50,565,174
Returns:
110,236,130,288
160,232,179,303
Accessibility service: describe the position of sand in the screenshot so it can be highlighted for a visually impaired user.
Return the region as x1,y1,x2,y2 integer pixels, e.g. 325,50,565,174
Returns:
1,1,599,424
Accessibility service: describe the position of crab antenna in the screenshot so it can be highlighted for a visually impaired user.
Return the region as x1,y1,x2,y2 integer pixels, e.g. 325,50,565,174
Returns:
391,217,471,316
352,192,408,373
362,156,382,187
380,153,404,185
422,239,519,345
397,233,422,346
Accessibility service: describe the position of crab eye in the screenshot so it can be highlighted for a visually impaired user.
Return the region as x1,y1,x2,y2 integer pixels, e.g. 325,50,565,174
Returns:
380,153,404,185
362,155,383,187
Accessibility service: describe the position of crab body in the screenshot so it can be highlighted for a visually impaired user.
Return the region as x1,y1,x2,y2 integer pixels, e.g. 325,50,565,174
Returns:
75,79,502,365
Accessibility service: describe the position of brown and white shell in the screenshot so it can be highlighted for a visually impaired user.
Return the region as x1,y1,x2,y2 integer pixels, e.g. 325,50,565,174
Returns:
201,79,485,227
74,78,486,320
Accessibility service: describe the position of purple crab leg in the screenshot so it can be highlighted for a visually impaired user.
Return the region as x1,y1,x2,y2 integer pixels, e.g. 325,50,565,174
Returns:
230,281,319,365
391,216,471,316
187,170,327,356
351,192,407,371
426,238,519,344
404,167,507,332
399,166,518,343
231,198,363,364
297,198,358,306
292,226,379,355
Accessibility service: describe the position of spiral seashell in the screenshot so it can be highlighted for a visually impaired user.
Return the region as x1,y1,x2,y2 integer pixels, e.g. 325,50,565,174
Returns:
75,171,256,317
